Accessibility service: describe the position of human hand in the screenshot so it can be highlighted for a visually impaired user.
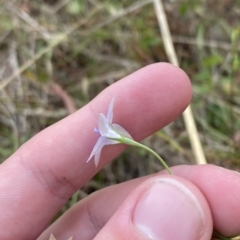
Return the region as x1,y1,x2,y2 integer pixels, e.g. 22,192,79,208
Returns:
0,63,239,240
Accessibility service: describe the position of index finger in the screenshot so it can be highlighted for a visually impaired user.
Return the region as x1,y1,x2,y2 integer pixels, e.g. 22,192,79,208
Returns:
0,63,192,239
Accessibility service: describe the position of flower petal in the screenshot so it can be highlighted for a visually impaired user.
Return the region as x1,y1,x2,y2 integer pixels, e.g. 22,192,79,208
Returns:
87,136,118,166
107,97,115,123
94,148,102,167
112,123,133,139
93,138,118,166
98,113,121,139
87,136,105,163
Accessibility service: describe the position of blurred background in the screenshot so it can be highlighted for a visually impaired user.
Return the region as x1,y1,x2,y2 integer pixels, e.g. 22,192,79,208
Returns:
0,0,240,218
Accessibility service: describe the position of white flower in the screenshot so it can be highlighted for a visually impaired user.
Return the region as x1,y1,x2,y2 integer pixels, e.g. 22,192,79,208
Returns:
87,97,133,167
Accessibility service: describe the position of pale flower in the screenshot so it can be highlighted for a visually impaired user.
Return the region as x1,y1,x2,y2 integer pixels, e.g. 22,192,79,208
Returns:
86,98,172,174
87,97,133,167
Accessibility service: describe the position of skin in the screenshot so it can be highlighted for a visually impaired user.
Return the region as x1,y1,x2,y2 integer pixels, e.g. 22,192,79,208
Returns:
0,63,239,240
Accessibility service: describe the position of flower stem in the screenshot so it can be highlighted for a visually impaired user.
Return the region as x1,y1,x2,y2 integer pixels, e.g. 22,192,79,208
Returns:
120,137,173,175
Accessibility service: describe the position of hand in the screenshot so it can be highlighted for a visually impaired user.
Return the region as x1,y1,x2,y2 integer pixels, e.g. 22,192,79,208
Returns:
0,63,239,240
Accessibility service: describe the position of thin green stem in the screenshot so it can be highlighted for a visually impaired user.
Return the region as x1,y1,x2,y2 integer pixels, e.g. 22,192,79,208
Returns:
119,137,173,175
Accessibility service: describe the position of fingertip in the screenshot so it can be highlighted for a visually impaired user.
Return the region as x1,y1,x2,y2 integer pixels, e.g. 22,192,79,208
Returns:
94,175,212,240
172,164,240,236
142,62,192,105
107,62,193,140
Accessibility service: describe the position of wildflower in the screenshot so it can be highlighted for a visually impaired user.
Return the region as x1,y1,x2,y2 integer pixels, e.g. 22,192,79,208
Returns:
87,97,172,174
87,97,133,167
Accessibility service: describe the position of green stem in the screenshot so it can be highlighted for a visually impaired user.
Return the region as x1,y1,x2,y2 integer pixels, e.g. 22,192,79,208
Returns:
119,137,173,175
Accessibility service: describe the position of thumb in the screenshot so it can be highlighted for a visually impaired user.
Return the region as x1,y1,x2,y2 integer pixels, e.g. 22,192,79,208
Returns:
94,175,213,240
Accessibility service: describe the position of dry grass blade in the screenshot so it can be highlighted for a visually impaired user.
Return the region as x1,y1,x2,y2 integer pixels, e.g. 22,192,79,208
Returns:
8,4,52,40
172,35,240,51
0,4,97,91
50,83,77,114
153,0,207,164
83,0,153,35
0,36,64,91
52,0,72,13
0,0,152,91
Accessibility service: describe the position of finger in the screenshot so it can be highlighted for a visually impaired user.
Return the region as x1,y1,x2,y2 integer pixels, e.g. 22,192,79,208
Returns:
39,165,240,239
94,175,212,240
0,63,192,239
173,165,240,237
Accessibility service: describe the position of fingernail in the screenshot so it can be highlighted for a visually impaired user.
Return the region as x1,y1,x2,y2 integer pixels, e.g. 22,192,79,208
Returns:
132,178,205,240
